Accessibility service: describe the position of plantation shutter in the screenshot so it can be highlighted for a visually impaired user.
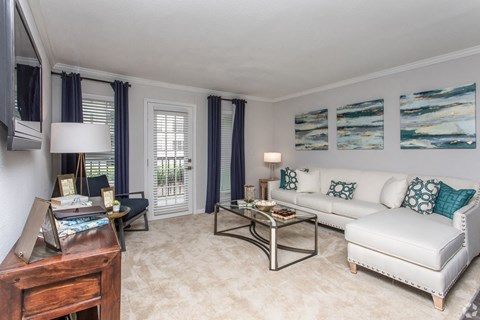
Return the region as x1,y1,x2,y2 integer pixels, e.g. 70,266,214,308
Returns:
152,109,189,215
220,104,233,202
82,98,115,184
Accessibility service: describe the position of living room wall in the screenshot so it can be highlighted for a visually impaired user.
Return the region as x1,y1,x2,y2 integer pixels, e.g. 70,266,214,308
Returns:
52,77,274,215
0,0,53,262
273,53,480,181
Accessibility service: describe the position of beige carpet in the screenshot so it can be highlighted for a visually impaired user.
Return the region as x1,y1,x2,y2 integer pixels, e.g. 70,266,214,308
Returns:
120,212,480,320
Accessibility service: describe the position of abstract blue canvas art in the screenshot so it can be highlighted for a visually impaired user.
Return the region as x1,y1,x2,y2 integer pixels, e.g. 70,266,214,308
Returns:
400,83,476,149
337,99,384,150
295,109,328,150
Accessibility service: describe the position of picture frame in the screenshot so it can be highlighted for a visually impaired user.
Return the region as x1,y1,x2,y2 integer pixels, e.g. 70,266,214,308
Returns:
101,187,115,211
57,174,77,196
15,198,62,263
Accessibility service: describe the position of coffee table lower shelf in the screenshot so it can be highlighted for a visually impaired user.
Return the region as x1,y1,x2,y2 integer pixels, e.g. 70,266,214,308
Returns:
214,204,318,271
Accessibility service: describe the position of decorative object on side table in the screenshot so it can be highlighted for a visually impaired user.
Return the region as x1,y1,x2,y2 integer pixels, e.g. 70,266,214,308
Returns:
101,187,115,210
112,200,121,213
264,152,282,179
50,122,112,195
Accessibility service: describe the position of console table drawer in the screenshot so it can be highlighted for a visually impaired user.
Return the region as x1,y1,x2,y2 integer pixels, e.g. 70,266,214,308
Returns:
23,273,101,317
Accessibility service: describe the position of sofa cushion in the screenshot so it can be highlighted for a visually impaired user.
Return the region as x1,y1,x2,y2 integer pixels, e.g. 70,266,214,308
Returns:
402,177,440,214
332,198,386,219
345,208,464,270
327,180,357,199
434,182,476,219
271,188,300,204
380,177,408,209
296,193,333,213
280,169,286,189
296,169,321,193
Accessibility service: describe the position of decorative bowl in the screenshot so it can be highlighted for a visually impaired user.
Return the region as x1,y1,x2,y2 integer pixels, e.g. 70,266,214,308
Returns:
254,200,276,212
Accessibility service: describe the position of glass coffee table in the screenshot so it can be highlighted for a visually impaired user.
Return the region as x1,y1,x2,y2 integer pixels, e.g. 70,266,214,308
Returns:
214,201,318,271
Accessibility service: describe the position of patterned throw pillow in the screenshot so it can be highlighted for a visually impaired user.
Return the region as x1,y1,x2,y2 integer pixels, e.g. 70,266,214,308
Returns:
326,180,357,200
284,167,298,190
402,177,440,214
434,182,476,219
283,167,309,190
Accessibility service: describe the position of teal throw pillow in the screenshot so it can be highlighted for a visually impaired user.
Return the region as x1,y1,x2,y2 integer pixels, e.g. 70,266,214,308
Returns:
402,177,440,214
280,169,286,189
326,180,357,200
434,182,476,219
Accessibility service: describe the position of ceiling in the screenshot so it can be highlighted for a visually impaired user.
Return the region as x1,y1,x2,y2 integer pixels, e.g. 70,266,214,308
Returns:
29,0,480,100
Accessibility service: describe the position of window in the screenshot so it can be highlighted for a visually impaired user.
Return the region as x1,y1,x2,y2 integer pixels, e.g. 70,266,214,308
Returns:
82,96,115,184
220,104,233,201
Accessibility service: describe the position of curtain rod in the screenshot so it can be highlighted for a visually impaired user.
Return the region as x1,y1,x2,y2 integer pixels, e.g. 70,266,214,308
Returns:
51,71,132,87
221,98,247,103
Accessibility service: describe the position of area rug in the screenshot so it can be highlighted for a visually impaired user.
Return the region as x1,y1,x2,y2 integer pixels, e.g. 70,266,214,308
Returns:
460,289,480,319
120,213,480,320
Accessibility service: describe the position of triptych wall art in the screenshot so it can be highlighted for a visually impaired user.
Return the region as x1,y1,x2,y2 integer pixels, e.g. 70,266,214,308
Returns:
295,109,328,150
294,83,476,150
337,99,384,150
400,83,476,149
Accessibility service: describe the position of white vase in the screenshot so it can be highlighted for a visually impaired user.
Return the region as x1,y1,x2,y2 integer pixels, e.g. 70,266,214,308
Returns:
113,205,120,212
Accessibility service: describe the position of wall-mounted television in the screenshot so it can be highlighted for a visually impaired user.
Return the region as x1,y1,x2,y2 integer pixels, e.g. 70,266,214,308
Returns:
0,0,43,150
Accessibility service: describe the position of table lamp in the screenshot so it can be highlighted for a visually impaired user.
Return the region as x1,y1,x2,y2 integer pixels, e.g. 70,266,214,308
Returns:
264,152,282,180
51,123,111,195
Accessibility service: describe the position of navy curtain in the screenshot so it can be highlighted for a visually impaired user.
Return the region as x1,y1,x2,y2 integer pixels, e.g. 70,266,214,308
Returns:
230,99,246,200
111,80,130,194
205,95,222,213
16,64,41,121
61,72,83,174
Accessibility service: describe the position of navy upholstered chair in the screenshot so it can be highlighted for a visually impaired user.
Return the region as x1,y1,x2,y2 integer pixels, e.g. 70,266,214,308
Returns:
77,175,149,232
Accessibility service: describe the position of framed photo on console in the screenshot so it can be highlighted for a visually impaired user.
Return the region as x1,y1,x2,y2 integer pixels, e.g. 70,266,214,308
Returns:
57,174,77,196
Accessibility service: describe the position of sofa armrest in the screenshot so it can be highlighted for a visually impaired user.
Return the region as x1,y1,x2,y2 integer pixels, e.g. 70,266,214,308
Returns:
267,180,280,200
453,202,480,263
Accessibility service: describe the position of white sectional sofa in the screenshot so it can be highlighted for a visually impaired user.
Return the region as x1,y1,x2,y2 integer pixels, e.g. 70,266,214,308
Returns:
267,168,480,310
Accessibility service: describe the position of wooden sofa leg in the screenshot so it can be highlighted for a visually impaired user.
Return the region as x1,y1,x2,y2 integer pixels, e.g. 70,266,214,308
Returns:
349,262,357,274
432,295,445,311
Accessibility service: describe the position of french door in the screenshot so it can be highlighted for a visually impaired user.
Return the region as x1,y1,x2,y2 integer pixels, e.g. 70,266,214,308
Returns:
146,100,194,218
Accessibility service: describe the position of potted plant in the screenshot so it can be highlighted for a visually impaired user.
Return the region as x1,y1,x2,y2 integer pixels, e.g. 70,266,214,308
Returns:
112,200,121,213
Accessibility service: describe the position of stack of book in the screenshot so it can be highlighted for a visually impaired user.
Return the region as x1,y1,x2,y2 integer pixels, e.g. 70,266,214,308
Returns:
272,208,297,220
56,216,110,238
237,200,255,208
50,195,108,237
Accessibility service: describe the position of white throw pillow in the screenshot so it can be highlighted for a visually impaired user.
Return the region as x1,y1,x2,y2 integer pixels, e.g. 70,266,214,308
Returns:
296,170,320,193
380,177,408,208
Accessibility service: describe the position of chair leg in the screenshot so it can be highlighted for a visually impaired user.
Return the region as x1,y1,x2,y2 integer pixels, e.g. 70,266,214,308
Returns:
432,295,445,311
349,262,357,274
144,213,149,231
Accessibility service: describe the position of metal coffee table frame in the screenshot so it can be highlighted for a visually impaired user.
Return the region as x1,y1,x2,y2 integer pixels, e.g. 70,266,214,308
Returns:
214,202,318,271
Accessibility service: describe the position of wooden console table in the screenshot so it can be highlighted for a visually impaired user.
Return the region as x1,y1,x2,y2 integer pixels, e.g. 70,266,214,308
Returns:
0,224,121,320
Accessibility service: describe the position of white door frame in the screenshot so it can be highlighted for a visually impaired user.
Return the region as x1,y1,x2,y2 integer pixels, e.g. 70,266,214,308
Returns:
144,98,197,220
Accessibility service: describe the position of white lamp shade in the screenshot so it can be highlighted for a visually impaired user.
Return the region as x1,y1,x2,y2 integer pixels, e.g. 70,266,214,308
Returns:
264,152,282,163
50,123,111,153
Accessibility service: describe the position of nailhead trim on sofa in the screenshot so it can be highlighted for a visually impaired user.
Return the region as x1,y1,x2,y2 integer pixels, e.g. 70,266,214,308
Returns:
348,258,468,297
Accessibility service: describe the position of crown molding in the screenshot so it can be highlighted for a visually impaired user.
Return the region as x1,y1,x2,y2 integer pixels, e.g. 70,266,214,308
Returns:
273,45,480,102
52,63,274,103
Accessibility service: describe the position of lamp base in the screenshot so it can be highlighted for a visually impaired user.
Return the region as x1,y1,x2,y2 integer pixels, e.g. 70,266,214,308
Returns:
75,153,90,196
269,163,276,180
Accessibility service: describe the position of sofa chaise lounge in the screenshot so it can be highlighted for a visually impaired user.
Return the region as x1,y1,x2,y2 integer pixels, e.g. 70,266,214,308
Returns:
267,168,480,310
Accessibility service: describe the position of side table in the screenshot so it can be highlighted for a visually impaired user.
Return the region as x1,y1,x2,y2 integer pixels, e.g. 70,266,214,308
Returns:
259,178,279,200
107,206,130,252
